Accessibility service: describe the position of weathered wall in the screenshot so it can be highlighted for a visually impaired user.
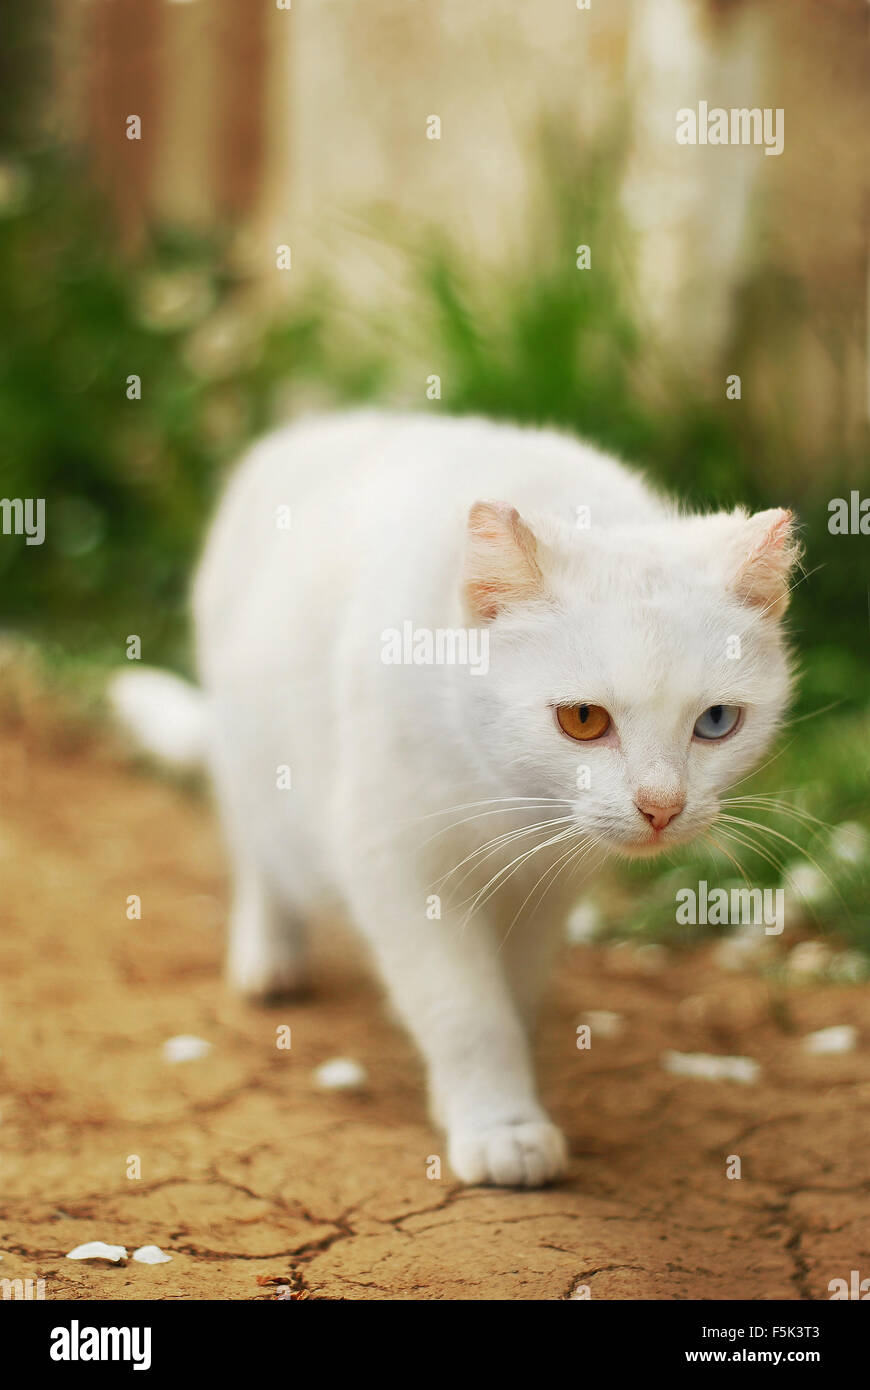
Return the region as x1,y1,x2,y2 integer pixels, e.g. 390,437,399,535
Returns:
50,0,869,434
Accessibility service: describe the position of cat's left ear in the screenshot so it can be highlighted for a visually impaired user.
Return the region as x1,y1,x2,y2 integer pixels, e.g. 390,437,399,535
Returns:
463,500,544,620
729,508,801,618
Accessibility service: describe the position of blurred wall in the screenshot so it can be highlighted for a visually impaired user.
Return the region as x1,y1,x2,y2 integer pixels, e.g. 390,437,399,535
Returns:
49,0,869,444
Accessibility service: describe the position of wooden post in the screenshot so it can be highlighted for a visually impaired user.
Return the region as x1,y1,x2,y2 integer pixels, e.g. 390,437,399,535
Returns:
87,0,165,250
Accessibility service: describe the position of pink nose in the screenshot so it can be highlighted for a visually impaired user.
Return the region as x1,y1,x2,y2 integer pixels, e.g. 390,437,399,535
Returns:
635,798,684,831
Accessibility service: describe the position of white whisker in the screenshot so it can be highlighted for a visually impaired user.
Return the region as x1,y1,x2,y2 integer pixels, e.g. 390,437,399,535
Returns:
497,831,600,949
433,815,575,897
458,825,579,930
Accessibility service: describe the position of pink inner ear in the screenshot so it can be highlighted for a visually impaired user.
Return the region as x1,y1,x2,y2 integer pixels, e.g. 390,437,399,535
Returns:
469,584,502,622
463,501,544,620
733,507,799,617
469,504,511,544
767,510,793,549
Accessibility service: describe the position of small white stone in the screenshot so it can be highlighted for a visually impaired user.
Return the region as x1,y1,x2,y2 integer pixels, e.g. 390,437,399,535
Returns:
313,1057,367,1090
566,900,603,945
661,1050,760,1085
829,822,869,866
787,940,832,980
66,1242,127,1263
784,862,828,906
132,1245,172,1265
578,1010,623,1038
712,939,749,972
162,1034,212,1063
712,931,775,972
802,1025,858,1056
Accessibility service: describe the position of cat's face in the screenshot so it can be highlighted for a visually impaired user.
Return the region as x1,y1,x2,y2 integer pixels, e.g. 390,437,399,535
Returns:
463,501,798,858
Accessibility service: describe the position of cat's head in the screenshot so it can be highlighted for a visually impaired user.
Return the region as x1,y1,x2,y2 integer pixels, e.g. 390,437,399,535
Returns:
462,499,800,857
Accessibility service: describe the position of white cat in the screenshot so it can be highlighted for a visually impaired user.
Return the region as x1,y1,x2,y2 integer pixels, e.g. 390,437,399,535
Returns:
112,411,799,1187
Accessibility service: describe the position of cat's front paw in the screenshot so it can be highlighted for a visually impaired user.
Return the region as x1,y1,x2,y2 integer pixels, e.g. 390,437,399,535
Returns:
448,1118,568,1188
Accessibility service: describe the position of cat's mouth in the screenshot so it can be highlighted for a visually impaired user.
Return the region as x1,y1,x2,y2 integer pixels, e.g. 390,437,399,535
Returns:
612,816,706,859
567,809,699,859
623,833,675,858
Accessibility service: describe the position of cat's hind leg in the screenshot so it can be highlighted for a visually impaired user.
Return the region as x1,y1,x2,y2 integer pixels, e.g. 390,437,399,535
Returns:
225,857,309,1002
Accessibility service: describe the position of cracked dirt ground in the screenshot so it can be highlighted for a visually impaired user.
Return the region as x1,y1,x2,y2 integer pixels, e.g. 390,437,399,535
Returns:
1,693,868,1301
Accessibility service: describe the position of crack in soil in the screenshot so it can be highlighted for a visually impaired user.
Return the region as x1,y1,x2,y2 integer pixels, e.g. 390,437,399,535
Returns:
3,712,869,1301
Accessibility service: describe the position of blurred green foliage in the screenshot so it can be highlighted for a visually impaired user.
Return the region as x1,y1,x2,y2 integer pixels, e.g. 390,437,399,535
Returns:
0,147,867,944
0,158,371,671
2,151,866,703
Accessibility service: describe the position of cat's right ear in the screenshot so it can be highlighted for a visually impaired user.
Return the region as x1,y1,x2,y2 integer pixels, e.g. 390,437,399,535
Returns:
463,500,544,621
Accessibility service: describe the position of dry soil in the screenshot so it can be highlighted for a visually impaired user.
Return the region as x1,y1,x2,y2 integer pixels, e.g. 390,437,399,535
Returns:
1,690,868,1300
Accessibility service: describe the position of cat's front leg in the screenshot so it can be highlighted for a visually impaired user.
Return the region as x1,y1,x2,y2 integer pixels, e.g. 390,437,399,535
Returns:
434,947,568,1188
344,860,567,1187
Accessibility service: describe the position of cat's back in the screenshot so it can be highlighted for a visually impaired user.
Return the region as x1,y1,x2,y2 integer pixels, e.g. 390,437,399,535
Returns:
194,410,666,664
201,408,663,549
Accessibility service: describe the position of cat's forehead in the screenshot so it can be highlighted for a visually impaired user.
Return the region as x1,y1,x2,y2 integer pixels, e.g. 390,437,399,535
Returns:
554,545,753,646
568,594,744,694
553,536,715,601
500,584,774,710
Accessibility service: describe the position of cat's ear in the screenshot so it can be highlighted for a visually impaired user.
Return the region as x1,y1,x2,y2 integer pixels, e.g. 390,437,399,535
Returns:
729,508,800,618
463,500,544,620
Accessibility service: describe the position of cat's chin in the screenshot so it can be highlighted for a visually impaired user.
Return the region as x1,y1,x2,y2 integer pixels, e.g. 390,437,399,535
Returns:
623,845,669,861
611,827,705,860
614,839,670,861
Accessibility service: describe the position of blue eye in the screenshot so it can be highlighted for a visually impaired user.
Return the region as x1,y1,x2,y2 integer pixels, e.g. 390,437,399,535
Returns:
693,704,741,740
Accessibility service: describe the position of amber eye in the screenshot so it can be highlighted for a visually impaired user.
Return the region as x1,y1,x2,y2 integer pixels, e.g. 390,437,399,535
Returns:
556,703,611,741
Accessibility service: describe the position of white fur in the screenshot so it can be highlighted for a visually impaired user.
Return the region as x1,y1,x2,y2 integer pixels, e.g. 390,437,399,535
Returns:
109,667,207,771
116,411,796,1188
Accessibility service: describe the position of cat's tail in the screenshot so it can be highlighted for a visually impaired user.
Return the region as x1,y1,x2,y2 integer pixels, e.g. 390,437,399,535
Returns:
108,667,208,772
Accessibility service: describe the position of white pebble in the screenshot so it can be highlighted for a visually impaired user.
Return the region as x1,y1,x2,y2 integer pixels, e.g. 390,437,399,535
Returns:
787,940,832,980
712,933,773,972
830,822,869,866
162,1034,212,1063
578,1010,623,1038
313,1057,367,1090
784,862,828,906
661,1050,760,1085
132,1245,172,1265
566,901,603,945
802,1025,857,1055
66,1242,127,1263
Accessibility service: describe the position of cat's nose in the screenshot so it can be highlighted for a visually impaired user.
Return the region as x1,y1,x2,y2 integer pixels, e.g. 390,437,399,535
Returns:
635,797,684,831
